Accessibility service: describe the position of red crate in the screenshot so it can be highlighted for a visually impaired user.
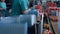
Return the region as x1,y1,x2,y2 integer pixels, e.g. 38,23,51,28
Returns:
51,3,56,7
49,16,58,22
46,2,52,7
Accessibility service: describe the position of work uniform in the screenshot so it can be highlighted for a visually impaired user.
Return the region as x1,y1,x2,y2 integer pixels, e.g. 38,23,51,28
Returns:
0,2,8,17
11,0,29,16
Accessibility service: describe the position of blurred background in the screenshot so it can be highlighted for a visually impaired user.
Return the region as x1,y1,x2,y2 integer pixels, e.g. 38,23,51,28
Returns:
0,0,59,34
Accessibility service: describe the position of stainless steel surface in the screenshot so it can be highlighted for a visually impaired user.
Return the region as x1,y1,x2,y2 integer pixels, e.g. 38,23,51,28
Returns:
58,12,60,34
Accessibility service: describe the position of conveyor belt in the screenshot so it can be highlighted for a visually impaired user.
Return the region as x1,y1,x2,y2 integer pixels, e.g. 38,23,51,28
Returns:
50,21,58,34
46,14,56,34
36,13,56,34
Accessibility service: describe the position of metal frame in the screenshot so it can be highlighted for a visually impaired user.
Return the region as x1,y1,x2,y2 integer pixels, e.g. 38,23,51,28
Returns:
40,13,44,34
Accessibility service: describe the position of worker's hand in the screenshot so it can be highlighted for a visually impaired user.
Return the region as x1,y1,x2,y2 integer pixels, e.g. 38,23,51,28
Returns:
22,9,29,14
22,10,27,14
0,8,5,10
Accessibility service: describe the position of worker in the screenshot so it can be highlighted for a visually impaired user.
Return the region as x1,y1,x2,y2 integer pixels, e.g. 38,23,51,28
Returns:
11,0,29,16
0,0,8,17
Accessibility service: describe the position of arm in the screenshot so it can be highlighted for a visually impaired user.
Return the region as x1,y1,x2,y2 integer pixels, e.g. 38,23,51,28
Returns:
19,0,28,14
0,8,4,10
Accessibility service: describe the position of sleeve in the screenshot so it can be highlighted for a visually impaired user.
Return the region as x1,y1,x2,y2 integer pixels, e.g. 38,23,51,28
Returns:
26,0,29,6
0,2,2,8
4,3,7,9
19,0,28,11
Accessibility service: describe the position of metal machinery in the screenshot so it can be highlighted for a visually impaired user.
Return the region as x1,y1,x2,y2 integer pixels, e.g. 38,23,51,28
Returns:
0,15,36,34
